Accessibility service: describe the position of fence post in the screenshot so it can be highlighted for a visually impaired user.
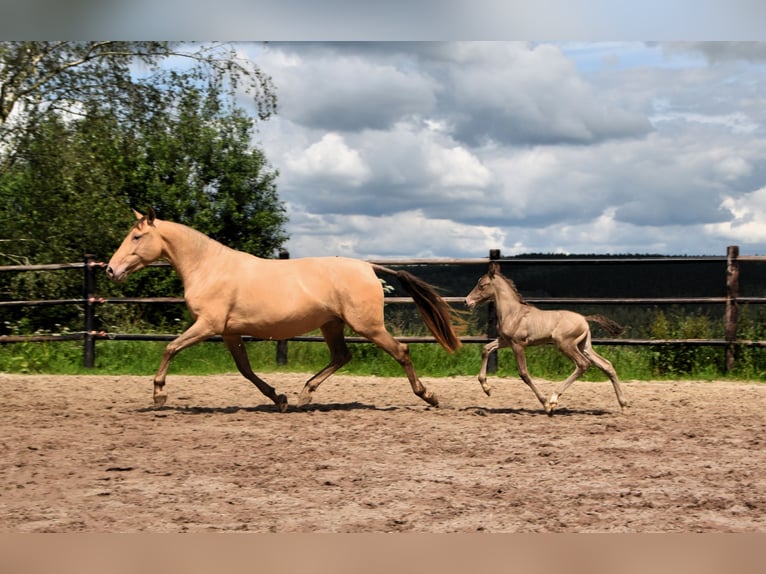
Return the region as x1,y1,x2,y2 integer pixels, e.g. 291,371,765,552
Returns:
724,245,740,372
486,249,501,374
83,254,97,368
276,248,290,366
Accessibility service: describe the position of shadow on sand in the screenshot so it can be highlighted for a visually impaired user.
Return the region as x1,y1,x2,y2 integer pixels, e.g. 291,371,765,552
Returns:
137,402,613,416
461,405,613,417
136,401,421,415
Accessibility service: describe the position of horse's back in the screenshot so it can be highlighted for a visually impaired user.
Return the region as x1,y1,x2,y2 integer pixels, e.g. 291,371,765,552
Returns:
275,256,378,288
245,256,382,307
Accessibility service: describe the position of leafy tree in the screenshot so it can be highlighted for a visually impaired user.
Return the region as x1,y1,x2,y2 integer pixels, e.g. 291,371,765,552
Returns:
0,41,276,170
0,41,288,334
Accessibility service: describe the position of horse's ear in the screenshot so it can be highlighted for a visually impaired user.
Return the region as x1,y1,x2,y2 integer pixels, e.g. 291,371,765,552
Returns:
488,262,500,277
132,209,144,220
146,207,156,226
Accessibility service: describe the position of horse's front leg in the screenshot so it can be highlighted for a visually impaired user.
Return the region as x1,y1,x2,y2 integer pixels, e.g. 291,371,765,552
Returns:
152,319,215,407
477,338,502,396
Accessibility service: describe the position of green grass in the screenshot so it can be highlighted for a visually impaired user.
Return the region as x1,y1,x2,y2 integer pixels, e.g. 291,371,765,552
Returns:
1,338,763,381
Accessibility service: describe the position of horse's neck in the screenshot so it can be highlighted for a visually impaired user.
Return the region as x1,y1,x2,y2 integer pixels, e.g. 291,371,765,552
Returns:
492,279,525,319
159,221,229,285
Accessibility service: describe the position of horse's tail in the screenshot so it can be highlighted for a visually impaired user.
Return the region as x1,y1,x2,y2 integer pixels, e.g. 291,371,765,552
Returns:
585,314,625,336
372,264,463,353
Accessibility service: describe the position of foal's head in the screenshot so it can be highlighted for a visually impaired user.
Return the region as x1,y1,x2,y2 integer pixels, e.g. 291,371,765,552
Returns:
464,262,524,308
106,208,163,282
465,262,502,308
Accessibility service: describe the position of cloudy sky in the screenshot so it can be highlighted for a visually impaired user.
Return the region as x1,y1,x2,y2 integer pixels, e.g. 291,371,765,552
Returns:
231,41,766,260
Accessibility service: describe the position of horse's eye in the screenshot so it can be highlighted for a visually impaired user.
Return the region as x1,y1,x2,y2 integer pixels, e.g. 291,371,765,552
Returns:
132,234,142,241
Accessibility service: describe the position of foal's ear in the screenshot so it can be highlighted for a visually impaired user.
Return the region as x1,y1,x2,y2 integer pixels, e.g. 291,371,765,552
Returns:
132,208,144,220
488,261,500,277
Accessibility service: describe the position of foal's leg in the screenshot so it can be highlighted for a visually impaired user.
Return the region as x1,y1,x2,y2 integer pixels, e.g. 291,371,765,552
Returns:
224,335,288,413
546,339,590,414
152,318,215,407
477,338,504,396
296,319,352,407
511,343,550,410
583,347,629,411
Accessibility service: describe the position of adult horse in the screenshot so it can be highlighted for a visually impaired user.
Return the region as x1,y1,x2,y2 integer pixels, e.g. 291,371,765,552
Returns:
107,208,461,412
465,262,628,414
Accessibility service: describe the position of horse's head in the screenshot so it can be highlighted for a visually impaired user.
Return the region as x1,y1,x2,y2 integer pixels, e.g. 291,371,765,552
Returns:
106,208,163,282
464,262,501,308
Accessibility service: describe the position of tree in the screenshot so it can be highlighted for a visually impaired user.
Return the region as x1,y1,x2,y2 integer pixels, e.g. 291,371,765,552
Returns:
121,84,287,257
0,41,276,171
0,41,287,334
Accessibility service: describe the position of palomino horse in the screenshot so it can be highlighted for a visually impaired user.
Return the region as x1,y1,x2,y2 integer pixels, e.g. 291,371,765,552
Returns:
465,262,628,414
107,208,462,412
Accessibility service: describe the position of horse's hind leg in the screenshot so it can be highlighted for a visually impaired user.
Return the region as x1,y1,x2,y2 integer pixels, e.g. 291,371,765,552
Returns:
584,347,629,411
224,335,288,412
296,319,352,407
361,326,438,407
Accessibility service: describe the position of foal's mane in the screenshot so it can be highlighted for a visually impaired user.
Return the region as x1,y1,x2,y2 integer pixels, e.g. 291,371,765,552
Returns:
495,271,532,306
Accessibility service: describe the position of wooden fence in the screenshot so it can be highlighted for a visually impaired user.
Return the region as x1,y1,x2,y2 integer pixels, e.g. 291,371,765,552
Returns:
1,247,765,372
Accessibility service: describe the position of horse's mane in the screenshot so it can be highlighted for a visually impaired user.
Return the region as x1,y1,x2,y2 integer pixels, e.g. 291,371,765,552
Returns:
496,271,533,307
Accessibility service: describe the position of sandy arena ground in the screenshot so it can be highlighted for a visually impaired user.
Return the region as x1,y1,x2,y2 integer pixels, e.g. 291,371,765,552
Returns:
0,372,763,532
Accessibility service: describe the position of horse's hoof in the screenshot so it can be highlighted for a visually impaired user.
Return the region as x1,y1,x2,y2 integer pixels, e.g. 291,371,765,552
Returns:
424,391,439,408
275,394,289,413
483,387,492,397
153,394,167,408
296,392,312,408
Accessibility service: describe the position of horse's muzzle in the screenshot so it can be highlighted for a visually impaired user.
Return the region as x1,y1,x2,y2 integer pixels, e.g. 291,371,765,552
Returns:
106,265,127,282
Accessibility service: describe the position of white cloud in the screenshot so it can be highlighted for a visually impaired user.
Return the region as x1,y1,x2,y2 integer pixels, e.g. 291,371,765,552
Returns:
248,42,766,258
284,206,505,259
260,43,438,132
285,132,371,185
651,111,759,134
712,154,752,181
425,144,491,189
440,42,652,145
706,186,766,243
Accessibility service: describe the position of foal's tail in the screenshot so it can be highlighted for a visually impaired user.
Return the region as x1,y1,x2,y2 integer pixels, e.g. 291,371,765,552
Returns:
372,264,463,353
585,314,625,336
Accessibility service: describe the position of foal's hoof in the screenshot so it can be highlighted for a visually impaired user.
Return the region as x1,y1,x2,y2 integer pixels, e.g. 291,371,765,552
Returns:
544,402,556,416
153,394,168,408
275,394,289,413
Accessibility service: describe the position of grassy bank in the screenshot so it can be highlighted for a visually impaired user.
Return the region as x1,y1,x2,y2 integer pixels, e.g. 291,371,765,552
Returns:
1,338,763,381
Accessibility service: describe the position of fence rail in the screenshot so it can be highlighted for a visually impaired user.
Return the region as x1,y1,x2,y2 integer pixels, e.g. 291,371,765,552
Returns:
1,247,765,371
